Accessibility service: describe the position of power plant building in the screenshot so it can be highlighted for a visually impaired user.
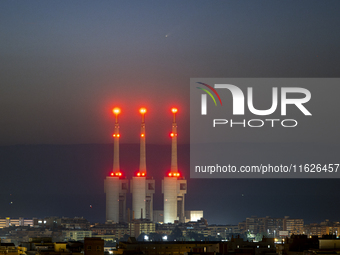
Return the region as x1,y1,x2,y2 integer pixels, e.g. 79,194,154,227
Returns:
104,108,128,223
130,108,155,221
104,107,187,224
162,108,187,223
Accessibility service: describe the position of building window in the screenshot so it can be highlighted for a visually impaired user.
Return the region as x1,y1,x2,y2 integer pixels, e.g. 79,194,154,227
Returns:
87,246,91,251
122,183,127,190
96,246,101,251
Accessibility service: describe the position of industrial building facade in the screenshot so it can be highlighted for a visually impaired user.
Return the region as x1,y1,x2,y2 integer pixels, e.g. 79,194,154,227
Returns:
104,108,189,224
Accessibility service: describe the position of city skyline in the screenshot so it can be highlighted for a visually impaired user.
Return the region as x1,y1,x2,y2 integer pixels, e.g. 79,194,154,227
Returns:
1,0,340,226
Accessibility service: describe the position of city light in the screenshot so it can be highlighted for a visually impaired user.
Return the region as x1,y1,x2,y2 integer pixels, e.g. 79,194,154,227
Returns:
141,133,145,137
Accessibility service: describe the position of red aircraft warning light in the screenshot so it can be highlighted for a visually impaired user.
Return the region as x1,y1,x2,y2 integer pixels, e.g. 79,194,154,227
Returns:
136,172,146,177
171,108,178,122
113,108,121,115
140,108,147,123
110,172,122,177
168,172,180,177
112,134,120,138
113,107,121,123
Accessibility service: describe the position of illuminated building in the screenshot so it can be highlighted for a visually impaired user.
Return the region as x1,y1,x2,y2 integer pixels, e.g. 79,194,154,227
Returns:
130,108,155,220
283,216,304,236
0,218,33,228
185,210,204,222
62,230,92,241
104,108,128,223
128,219,156,238
0,242,27,255
90,223,131,239
162,108,187,223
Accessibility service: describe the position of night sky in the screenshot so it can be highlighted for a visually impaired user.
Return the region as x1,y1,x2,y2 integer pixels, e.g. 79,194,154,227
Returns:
1,1,340,224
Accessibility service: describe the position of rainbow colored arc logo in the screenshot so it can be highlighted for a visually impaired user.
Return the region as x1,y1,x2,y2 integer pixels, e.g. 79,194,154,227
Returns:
196,82,222,106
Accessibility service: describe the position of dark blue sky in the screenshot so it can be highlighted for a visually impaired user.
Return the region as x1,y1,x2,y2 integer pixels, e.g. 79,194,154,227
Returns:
1,1,340,224
1,0,340,144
